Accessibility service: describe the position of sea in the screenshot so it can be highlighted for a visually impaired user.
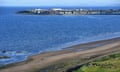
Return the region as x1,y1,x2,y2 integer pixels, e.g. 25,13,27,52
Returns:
0,6,120,66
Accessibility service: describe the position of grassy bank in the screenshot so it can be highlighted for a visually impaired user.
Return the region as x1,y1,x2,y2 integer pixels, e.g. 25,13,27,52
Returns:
73,53,120,72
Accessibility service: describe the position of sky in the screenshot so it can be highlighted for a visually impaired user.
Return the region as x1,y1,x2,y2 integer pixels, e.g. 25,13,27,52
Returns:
1,0,120,7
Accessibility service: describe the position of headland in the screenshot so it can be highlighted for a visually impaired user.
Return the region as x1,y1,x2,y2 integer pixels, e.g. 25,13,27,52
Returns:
17,8,120,15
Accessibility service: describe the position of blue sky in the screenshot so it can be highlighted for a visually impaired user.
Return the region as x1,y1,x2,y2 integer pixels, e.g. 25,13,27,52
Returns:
1,0,120,6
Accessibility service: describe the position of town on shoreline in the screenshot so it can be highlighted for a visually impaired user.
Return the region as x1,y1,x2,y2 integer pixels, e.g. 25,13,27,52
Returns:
17,8,120,15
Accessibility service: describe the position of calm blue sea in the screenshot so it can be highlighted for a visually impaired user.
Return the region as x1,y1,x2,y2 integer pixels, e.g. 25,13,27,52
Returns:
0,7,120,65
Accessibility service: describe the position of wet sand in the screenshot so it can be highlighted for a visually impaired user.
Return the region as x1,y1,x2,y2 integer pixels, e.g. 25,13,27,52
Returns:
0,37,120,72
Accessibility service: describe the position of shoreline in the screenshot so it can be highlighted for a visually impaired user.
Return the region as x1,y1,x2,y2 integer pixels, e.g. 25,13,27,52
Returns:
17,8,120,15
1,37,120,72
1,33,120,66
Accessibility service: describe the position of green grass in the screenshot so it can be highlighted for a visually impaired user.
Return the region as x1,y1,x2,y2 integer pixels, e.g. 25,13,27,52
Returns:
73,53,120,72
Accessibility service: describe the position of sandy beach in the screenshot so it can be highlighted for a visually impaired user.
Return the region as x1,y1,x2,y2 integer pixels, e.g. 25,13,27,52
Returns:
0,37,120,72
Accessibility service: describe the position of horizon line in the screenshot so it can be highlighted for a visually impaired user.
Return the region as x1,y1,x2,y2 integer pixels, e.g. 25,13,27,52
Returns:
0,5,120,7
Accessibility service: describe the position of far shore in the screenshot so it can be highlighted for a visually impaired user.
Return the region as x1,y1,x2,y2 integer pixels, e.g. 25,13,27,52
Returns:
0,37,120,72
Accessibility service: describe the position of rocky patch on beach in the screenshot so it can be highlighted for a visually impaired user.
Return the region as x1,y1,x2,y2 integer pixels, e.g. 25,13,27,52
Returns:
0,50,31,66
0,56,10,59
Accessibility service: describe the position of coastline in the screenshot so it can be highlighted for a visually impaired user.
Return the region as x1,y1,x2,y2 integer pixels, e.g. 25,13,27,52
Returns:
0,37,120,72
17,8,120,15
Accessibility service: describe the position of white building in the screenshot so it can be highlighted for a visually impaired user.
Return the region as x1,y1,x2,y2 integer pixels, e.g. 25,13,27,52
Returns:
52,8,63,11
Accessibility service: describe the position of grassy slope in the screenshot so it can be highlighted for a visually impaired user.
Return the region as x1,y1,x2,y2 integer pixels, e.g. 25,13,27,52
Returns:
74,53,120,72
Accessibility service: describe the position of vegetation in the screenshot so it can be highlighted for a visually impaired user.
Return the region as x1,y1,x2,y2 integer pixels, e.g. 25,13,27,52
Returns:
73,53,120,72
